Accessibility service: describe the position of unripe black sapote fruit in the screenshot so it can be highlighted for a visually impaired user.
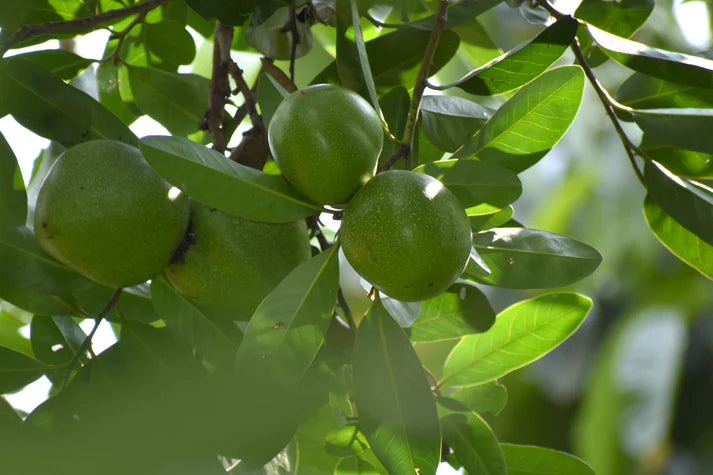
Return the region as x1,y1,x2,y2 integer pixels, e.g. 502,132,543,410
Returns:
164,202,312,319
268,84,383,206
339,170,472,302
34,140,190,288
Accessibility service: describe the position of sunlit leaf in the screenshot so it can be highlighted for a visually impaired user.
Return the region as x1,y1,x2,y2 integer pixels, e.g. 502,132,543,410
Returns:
468,205,514,231
643,196,713,279
589,25,713,88
617,73,713,110
440,406,506,475
437,15,578,96
140,135,321,223
632,107,713,155
639,134,713,178
451,381,508,416
325,424,369,458
453,66,584,173
501,443,595,475
353,299,441,475
465,228,602,289
144,20,196,66
441,293,592,387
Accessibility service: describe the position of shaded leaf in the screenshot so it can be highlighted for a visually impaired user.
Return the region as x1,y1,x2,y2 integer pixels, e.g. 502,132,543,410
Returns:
129,66,208,137
501,443,595,475
441,293,592,387
144,20,196,66
411,282,495,342
644,195,713,280
353,299,441,475
335,456,379,475
639,134,713,178
632,107,713,156
589,25,713,88
74,283,159,324
257,72,290,129
420,95,492,152
381,295,421,328
0,57,136,147
441,411,506,475
96,61,140,125
644,160,713,247
408,0,502,31
151,276,241,367
465,227,602,289
617,73,713,110
438,16,578,96
0,346,44,394
451,381,508,416
378,86,410,165
30,315,85,366
185,0,252,26
13,49,92,80
415,159,521,209
453,66,584,173
0,133,26,226
140,135,321,223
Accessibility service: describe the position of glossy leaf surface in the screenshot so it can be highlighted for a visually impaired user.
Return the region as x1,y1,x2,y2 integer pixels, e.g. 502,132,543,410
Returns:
501,444,595,475
420,95,491,152
441,293,592,387
453,66,584,173
466,228,602,289
140,135,320,223
353,299,441,475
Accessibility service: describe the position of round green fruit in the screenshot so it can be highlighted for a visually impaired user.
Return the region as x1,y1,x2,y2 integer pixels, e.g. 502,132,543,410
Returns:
34,140,190,288
165,202,312,319
339,170,472,302
268,84,383,206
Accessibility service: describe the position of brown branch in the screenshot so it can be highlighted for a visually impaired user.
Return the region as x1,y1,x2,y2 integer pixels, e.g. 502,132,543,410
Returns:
379,0,448,171
201,21,234,153
260,57,298,92
228,61,266,135
0,0,170,58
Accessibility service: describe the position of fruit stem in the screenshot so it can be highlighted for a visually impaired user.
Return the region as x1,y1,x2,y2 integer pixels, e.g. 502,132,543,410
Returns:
60,287,123,390
380,0,449,171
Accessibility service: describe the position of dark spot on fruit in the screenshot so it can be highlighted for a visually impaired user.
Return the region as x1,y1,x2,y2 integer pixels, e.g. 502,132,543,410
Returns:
427,282,434,287
41,221,48,228
170,219,196,265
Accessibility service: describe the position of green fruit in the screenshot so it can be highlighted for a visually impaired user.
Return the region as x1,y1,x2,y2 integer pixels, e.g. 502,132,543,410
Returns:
165,202,311,319
268,84,383,206
339,170,472,302
34,140,190,288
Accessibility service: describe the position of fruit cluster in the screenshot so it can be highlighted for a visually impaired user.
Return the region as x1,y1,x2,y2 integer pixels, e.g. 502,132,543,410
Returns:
33,84,472,320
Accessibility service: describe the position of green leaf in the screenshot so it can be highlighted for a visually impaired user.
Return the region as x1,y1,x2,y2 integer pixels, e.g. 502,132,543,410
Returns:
617,73,713,110
140,135,321,223
144,20,197,66
589,25,713,88
415,159,521,209
96,61,140,125
185,0,252,26
227,246,340,464
12,49,92,80
257,72,290,129
632,108,713,156
151,276,241,367
469,205,514,231
353,298,441,475
575,0,653,44
639,134,713,178
378,86,410,165
453,66,585,173
334,456,379,475
325,424,370,457
440,410,506,475
465,228,602,289
0,0,65,30
420,95,491,152
643,196,713,279
0,345,44,394
408,0,502,31
0,57,137,147
450,381,508,416
0,133,26,227
0,226,92,295
30,315,85,366
411,282,495,342
644,160,713,247
438,15,578,96
128,66,208,137
336,0,379,110
74,283,159,324
501,443,595,475
441,293,592,387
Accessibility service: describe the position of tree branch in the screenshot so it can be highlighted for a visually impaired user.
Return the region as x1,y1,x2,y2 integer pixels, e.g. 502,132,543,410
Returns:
0,0,170,58
201,21,234,153
380,0,448,171
260,57,298,92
